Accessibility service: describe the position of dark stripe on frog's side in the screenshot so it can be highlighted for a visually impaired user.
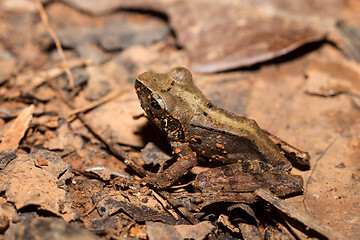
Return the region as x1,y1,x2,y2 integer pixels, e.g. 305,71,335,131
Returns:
186,123,266,160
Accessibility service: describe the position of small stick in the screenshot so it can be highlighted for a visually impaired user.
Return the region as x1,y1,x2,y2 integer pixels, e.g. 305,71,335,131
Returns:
85,167,129,179
21,59,90,94
255,189,347,240
65,87,132,118
46,80,130,161
160,191,200,225
36,0,75,91
151,189,179,221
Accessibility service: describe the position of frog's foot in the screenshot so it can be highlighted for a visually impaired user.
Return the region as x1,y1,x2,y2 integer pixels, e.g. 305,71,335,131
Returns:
142,142,198,188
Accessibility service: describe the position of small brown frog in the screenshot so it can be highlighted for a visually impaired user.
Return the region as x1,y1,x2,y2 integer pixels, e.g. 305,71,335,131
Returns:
134,67,310,197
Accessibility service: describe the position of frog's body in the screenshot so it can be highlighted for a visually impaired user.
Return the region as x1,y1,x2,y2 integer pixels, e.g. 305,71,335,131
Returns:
135,67,309,196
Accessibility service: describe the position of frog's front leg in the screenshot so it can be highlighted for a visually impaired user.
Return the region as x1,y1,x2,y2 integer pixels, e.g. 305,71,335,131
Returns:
193,163,303,196
144,141,198,188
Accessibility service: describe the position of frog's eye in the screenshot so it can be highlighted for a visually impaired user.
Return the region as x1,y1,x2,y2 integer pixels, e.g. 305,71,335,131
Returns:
150,93,166,110
169,67,193,85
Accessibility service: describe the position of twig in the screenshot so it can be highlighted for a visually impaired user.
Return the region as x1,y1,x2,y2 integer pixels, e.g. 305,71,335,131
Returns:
160,191,200,225
46,80,129,161
151,189,179,221
65,86,132,118
36,0,75,91
21,59,90,94
255,188,347,240
85,167,129,178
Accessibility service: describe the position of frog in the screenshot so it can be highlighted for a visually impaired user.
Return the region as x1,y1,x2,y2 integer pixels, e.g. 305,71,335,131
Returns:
134,67,310,197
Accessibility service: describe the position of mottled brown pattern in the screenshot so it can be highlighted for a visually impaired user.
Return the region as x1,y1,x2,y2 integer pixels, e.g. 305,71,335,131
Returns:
134,67,309,196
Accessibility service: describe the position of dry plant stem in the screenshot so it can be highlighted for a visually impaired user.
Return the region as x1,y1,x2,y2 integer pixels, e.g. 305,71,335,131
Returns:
254,189,347,240
21,59,90,94
160,191,200,225
79,114,129,160
150,189,178,221
218,214,240,233
36,0,75,91
65,87,132,118
85,167,128,178
47,81,129,160
272,220,297,240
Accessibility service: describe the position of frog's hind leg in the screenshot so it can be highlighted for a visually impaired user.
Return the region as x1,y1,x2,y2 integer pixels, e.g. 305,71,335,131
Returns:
264,130,310,168
193,163,304,197
124,142,198,189
143,141,198,188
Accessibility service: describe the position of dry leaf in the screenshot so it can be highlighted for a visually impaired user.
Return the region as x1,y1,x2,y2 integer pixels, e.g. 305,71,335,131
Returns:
5,218,100,240
59,0,340,72
84,90,148,147
45,118,84,152
0,105,34,152
305,46,360,96
0,150,76,221
146,221,182,240
174,221,215,240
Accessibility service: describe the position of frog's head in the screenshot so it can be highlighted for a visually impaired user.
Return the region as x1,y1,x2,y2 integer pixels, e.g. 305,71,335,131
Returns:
135,67,203,140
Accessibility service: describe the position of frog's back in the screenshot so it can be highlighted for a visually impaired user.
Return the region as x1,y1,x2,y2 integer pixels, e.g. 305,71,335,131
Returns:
186,105,292,172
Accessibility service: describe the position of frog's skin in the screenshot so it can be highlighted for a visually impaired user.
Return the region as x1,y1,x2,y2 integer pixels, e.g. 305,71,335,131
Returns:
135,67,309,195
